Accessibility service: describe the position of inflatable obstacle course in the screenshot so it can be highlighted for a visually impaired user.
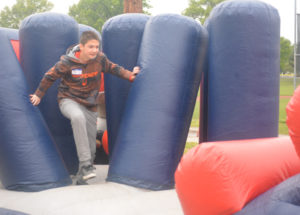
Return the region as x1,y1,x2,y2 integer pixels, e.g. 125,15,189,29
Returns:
174,1,300,215
0,5,288,215
0,12,207,192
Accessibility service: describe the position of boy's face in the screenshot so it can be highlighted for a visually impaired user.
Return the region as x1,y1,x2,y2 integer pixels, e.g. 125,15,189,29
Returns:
79,39,99,61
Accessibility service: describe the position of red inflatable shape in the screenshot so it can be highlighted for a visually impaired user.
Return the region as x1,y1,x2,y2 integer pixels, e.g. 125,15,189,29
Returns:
175,137,300,215
286,86,300,157
102,130,109,155
10,40,20,62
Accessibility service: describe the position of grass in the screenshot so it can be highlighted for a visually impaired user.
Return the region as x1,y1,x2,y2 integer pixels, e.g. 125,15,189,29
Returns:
280,78,300,96
279,98,290,135
190,99,199,127
278,77,300,135
184,142,198,154
185,77,299,153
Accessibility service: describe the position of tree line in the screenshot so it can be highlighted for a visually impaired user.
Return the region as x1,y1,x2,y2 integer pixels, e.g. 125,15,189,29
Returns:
0,0,294,74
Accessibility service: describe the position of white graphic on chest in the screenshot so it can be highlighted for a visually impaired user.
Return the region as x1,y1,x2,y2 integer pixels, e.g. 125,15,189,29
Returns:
72,69,82,76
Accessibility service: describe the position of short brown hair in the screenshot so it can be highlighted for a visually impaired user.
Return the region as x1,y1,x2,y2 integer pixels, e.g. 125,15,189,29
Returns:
80,31,100,45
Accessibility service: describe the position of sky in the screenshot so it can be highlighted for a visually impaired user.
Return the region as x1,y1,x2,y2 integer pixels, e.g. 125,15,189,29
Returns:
0,0,295,42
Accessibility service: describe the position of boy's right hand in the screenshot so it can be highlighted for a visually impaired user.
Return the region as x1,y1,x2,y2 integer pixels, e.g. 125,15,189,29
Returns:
30,94,41,106
129,66,140,82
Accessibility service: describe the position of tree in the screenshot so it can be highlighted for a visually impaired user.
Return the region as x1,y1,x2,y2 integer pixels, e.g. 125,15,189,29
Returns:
69,0,151,32
0,0,53,29
182,0,225,24
280,37,294,74
124,0,143,13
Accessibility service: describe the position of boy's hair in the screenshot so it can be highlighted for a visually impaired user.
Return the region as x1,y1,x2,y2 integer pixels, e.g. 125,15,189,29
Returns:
80,31,100,45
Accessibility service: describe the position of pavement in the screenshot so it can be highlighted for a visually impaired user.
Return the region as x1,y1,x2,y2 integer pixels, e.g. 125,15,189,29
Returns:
0,128,200,215
187,127,199,142
0,165,184,215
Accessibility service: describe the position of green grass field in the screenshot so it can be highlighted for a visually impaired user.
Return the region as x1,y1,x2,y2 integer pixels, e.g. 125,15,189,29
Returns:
278,78,300,135
280,78,300,96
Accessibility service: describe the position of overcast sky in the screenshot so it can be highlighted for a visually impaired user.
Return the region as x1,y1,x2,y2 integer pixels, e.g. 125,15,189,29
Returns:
0,0,295,42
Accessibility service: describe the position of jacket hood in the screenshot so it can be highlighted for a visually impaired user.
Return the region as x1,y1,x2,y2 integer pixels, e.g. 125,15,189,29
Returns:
63,44,81,63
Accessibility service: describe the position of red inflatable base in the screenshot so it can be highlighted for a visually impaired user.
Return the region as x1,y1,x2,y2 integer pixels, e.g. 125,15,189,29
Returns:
175,137,300,215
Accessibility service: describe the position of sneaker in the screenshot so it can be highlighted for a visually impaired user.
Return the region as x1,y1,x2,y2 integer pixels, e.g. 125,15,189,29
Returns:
75,178,88,185
78,165,96,181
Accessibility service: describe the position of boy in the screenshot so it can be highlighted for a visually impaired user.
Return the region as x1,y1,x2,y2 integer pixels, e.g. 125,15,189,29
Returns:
30,31,139,184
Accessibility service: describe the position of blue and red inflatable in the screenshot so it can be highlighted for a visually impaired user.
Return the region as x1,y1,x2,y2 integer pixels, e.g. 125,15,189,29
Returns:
0,2,298,215
174,1,300,215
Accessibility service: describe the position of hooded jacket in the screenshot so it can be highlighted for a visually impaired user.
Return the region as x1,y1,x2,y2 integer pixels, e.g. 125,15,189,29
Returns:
34,44,133,111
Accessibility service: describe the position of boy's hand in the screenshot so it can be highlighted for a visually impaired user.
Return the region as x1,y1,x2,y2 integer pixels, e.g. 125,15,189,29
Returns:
30,94,41,106
130,66,140,82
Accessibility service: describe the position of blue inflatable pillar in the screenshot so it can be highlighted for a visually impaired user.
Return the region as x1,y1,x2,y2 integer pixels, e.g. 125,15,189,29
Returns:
102,14,149,157
203,0,280,141
107,14,208,190
20,13,79,174
0,28,71,191
0,27,18,40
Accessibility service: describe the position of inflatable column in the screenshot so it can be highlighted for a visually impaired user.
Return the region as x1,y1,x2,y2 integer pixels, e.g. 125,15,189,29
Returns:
20,13,79,174
203,0,280,141
102,14,150,157
0,28,71,191
107,14,208,190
